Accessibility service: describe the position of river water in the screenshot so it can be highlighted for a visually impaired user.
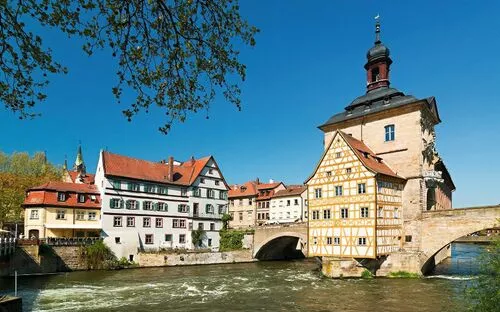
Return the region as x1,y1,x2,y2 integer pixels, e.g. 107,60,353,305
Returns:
0,243,486,312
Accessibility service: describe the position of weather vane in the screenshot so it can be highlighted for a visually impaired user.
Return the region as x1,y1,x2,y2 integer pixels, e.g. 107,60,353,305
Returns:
374,14,381,43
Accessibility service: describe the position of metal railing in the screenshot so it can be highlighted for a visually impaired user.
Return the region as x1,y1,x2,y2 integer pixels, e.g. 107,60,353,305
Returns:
0,237,16,256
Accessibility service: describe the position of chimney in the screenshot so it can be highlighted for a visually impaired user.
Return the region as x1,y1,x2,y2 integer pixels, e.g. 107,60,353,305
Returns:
190,156,195,165
269,179,274,183
168,156,174,182
256,177,260,184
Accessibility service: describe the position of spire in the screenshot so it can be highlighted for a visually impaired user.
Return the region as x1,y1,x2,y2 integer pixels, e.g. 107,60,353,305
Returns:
74,144,86,177
374,14,381,44
63,155,68,170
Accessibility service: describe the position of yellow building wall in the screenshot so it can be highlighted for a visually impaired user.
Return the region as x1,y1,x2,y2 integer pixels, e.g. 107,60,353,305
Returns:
376,177,404,255
307,133,377,259
228,197,257,228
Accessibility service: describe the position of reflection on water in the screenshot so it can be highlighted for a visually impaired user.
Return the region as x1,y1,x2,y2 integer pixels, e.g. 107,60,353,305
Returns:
0,243,484,312
432,243,487,276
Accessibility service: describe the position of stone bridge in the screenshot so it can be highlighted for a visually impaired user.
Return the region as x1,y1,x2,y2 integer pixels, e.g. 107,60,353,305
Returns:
253,223,307,260
379,205,500,275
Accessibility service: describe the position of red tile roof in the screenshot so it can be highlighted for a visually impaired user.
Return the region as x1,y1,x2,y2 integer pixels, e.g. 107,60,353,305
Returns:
256,182,281,190
24,182,100,209
273,186,306,198
102,152,213,186
228,181,258,198
67,170,95,184
340,131,403,179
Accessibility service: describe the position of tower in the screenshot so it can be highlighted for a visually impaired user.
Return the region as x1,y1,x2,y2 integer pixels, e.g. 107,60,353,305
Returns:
74,144,87,181
365,16,392,92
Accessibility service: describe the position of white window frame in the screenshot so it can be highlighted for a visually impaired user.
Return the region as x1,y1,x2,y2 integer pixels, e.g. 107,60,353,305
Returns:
30,209,39,220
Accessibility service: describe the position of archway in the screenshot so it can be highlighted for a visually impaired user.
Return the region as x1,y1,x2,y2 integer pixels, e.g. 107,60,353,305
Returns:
28,229,39,239
254,235,306,261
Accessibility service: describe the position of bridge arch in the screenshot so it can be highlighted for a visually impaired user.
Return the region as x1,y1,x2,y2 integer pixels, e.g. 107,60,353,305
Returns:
419,207,499,274
253,231,307,260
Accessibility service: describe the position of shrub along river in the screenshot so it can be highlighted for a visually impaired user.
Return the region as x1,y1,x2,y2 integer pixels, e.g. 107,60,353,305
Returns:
0,243,486,312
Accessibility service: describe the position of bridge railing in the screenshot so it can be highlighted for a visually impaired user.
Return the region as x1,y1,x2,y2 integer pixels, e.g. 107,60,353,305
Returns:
0,238,16,257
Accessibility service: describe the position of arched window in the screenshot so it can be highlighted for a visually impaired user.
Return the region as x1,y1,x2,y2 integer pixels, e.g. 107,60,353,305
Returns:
384,124,395,141
371,67,380,82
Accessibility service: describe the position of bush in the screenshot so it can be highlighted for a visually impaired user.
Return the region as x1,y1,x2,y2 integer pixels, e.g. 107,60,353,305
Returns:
79,240,116,270
361,269,373,279
219,230,244,251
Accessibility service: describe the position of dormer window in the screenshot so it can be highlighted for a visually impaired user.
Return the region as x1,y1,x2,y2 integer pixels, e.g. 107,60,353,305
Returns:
385,124,395,141
57,192,66,202
78,194,85,203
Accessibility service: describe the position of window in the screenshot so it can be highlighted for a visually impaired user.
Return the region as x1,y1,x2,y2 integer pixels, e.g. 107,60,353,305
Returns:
126,200,138,210
145,234,153,244
157,202,167,211
385,125,395,142
358,237,367,246
334,237,340,245
294,199,299,205
238,212,243,221
181,188,188,196
378,206,384,218
405,235,412,243
157,186,168,195
230,200,234,206
115,237,121,244
215,180,220,186
205,204,214,214
326,171,332,177
165,234,172,242
110,198,123,209
193,187,201,197
340,208,349,219
200,178,205,184
179,234,186,244
88,212,96,220
208,238,212,247
218,205,226,214
143,217,151,227
78,194,85,203
30,210,39,220
323,209,331,219
144,184,156,193
76,211,85,220
210,223,215,231
326,237,333,245
143,201,153,211
312,210,320,220
358,183,366,194
287,200,291,206
266,202,270,208
361,207,369,218
56,210,66,220
173,219,186,228
57,192,66,202
207,189,214,198
371,66,380,82
335,152,342,158
113,216,122,227
112,180,121,189
219,191,227,200
209,169,214,174
335,186,343,196
314,188,322,199
156,218,163,228
128,182,140,191
394,208,399,219
247,210,252,220
346,168,352,174
248,198,252,205
178,204,189,213
198,223,204,230
127,217,135,227
239,199,243,206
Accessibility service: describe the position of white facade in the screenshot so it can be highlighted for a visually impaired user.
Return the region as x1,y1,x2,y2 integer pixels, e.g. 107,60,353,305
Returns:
94,152,228,260
269,189,307,224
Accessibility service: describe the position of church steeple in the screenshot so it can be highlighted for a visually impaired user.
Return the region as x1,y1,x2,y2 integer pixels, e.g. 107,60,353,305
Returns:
365,15,392,92
74,144,86,178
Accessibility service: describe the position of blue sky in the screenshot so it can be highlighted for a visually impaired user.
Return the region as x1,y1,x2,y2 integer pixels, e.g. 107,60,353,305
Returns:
1,1,499,208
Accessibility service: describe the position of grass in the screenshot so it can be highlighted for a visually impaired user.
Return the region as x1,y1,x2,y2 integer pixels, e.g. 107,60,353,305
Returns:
387,271,420,278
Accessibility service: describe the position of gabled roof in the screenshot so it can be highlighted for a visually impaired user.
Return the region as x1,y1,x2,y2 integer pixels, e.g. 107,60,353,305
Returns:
101,151,214,186
24,182,101,209
273,186,306,198
305,131,404,184
257,182,282,190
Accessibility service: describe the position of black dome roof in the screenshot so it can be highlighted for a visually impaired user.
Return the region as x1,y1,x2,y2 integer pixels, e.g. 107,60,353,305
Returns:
367,42,390,60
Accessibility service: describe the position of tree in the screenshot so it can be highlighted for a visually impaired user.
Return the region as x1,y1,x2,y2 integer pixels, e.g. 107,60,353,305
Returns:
221,212,232,230
1,0,258,133
191,228,206,248
0,151,60,227
466,235,500,311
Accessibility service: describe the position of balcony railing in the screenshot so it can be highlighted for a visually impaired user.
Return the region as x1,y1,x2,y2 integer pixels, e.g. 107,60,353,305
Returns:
42,237,102,246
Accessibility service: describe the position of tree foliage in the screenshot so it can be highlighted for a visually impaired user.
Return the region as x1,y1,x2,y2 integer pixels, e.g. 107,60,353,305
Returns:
1,0,258,133
79,239,116,270
219,229,243,251
221,212,232,230
191,228,206,248
0,151,60,226
466,237,500,311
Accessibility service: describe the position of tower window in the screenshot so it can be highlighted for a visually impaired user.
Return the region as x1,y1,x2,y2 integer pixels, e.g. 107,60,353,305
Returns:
371,67,380,82
385,125,395,141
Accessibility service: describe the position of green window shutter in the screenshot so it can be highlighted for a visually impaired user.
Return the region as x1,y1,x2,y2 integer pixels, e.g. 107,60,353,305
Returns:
127,183,132,191
178,205,181,212
154,202,158,211
110,198,114,208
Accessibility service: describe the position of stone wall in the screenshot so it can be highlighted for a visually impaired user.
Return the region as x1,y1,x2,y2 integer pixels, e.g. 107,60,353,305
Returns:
137,249,254,267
